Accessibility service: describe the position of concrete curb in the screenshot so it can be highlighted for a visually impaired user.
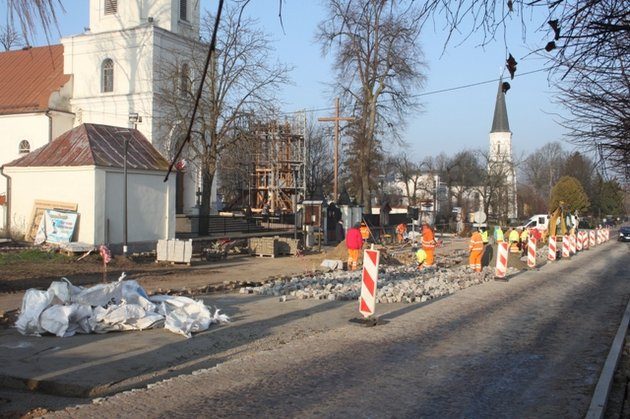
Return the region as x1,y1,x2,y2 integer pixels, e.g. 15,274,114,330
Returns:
586,296,630,419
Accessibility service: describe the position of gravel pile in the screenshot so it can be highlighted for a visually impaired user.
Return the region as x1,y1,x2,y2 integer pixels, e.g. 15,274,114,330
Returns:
240,264,520,304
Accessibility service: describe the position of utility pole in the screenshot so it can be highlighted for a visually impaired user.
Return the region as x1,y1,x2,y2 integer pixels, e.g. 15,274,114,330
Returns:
318,98,354,201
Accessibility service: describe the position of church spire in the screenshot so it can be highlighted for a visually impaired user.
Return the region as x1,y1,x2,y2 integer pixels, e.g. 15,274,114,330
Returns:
490,79,510,133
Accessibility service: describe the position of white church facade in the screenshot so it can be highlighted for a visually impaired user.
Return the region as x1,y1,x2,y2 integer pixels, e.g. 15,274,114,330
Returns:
0,0,211,238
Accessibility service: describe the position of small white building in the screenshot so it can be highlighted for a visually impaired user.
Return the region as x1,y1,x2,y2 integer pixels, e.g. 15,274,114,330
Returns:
0,0,211,237
1,123,175,248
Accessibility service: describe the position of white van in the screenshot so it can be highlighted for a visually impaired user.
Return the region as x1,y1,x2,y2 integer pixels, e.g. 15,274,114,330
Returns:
521,213,578,232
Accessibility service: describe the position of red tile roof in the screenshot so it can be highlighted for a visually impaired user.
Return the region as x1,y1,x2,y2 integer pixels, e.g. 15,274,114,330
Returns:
4,123,170,171
0,45,70,115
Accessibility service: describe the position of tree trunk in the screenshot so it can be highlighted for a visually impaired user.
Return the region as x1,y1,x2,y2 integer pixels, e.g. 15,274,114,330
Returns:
198,167,214,236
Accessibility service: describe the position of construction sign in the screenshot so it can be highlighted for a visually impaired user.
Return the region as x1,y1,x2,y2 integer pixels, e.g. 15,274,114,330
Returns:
359,249,380,318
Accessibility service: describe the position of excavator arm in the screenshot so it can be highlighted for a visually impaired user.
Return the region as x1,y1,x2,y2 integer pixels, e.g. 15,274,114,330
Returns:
548,201,567,238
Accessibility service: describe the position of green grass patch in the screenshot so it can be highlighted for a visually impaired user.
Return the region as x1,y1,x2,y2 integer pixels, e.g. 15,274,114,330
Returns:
0,249,71,266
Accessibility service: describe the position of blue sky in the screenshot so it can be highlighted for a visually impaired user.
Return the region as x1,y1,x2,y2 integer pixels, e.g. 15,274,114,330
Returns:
1,0,570,160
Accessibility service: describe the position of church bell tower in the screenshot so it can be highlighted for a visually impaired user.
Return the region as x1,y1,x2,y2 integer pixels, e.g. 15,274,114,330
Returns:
488,79,518,220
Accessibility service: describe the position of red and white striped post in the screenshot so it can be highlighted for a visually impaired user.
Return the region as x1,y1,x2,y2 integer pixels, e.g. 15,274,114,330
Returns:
527,238,537,268
582,231,589,250
495,242,509,278
562,236,571,259
359,249,380,318
589,230,596,247
548,236,557,261
576,232,583,251
569,234,577,254
605,229,610,241
597,229,603,245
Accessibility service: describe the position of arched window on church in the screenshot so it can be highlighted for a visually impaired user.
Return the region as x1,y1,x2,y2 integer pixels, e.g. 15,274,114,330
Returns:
19,140,30,154
180,63,190,96
102,59,114,93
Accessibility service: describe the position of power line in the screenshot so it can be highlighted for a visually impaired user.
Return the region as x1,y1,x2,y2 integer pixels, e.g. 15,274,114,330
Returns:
280,67,550,116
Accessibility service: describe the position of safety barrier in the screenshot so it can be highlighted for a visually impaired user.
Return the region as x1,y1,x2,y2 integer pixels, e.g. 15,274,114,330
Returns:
527,238,537,268
569,234,577,255
562,236,571,258
581,231,589,250
495,242,509,278
576,232,583,251
548,236,557,261
589,230,596,247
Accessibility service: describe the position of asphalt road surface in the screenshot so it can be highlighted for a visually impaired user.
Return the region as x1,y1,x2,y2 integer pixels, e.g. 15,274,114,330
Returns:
47,241,630,418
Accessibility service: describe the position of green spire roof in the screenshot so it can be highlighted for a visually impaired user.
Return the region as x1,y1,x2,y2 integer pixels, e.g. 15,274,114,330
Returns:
490,79,510,133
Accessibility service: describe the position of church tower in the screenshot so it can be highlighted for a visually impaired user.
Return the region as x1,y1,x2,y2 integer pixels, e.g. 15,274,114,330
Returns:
488,80,518,220
61,0,203,214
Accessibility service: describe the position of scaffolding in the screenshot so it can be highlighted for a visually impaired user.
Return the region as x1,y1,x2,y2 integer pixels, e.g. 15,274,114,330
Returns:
248,114,306,213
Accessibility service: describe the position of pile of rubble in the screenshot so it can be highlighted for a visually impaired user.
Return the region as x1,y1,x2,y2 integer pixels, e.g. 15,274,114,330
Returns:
240,264,520,304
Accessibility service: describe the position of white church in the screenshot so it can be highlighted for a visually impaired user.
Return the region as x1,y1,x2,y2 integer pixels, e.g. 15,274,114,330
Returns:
0,0,209,244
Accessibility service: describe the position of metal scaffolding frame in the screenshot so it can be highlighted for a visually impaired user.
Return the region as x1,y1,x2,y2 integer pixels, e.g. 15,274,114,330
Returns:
248,113,306,213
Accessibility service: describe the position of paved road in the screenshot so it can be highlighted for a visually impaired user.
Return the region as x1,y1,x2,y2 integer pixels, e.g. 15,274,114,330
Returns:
45,241,629,418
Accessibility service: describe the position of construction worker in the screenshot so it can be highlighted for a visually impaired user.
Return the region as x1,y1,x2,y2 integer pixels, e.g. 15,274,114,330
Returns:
414,246,427,270
494,225,504,244
421,223,436,268
396,223,407,243
508,227,520,253
469,229,484,272
359,221,370,244
346,222,363,271
520,227,530,256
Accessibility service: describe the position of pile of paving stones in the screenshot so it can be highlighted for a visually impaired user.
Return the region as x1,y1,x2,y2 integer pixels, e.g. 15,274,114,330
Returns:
240,264,520,304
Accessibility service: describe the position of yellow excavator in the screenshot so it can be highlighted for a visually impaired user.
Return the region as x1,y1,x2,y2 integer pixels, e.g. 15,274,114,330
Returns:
548,200,577,240
548,201,568,238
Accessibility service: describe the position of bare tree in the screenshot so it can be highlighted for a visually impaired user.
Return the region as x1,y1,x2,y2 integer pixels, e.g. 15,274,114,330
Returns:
317,0,427,213
0,25,24,51
392,154,424,206
157,5,291,232
305,119,334,200
6,0,63,45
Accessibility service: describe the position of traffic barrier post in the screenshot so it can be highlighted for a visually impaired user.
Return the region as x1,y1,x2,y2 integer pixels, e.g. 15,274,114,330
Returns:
589,230,596,247
576,232,583,251
495,242,509,278
527,238,537,268
569,234,577,254
548,236,557,261
359,248,380,318
562,236,571,259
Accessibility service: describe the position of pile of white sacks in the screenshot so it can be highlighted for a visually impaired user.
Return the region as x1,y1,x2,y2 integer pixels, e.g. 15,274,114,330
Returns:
241,265,520,304
15,275,229,338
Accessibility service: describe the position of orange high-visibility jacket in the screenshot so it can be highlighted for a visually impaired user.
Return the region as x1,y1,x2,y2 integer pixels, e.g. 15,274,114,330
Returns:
421,226,435,249
469,232,484,252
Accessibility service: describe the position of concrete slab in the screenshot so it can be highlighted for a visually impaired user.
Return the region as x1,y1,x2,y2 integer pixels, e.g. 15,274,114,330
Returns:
0,293,374,399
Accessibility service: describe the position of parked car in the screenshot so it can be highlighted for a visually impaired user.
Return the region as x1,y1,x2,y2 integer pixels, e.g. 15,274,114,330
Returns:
619,226,630,242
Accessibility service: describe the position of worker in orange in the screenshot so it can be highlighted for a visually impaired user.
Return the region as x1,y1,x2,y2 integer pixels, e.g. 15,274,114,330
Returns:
396,223,407,243
346,222,363,271
421,223,436,268
469,229,484,272
359,221,370,244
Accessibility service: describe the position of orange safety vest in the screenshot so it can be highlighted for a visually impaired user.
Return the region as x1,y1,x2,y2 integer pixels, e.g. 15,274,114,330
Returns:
421,227,435,249
396,223,406,235
469,232,484,252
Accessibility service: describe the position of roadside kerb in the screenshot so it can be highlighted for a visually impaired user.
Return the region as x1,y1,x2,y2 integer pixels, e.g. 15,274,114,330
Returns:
586,296,630,419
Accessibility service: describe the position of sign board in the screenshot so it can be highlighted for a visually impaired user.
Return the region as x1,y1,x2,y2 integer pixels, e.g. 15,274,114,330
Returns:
34,209,78,244
359,249,380,318
27,200,78,242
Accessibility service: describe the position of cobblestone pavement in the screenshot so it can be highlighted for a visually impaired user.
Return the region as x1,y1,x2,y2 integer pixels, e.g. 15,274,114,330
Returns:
37,242,630,418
